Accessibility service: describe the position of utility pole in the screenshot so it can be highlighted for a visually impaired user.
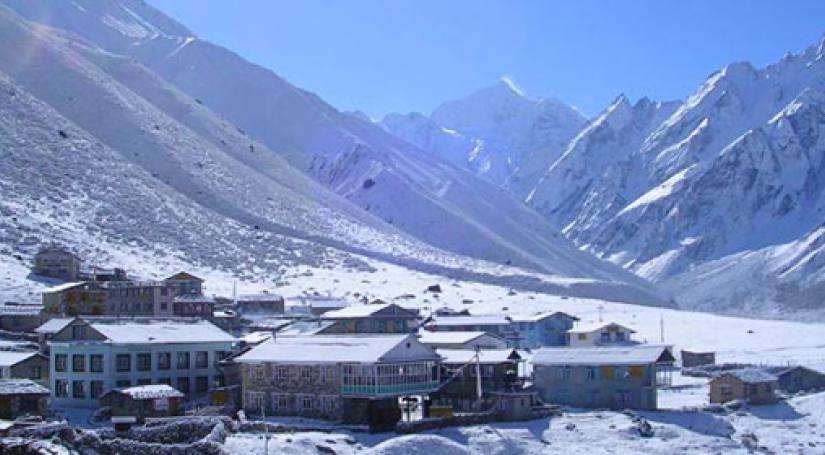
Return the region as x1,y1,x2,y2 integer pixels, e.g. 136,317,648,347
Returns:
660,314,665,343
475,346,482,407
261,401,269,455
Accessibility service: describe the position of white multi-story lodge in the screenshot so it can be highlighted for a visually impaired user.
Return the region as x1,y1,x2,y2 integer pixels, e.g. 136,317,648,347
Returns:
49,318,236,407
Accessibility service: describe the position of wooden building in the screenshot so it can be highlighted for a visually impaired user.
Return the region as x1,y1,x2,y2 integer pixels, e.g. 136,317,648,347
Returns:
99,384,184,421
768,366,825,393
0,351,48,386
41,282,108,317
0,379,49,419
431,349,522,412
173,294,216,318
709,369,778,405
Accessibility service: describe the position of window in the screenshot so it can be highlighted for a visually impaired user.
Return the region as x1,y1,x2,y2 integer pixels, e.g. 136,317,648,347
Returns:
615,332,626,342
320,366,333,383
116,379,131,388
276,366,289,380
247,392,265,410
600,332,611,343
196,376,209,393
137,378,151,386
158,352,171,370
253,365,265,383
587,367,597,380
300,366,312,380
55,354,67,372
195,351,209,369
298,395,314,411
71,325,85,339
273,394,290,411
481,365,495,378
577,333,586,340
214,374,225,387
562,366,572,380
160,303,168,311
54,379,68,398
72,380,85,399
177,377,190,394
30,366,42,380
116,354,131,372
320,395,337,412
214,351,230,367
177,352,190,369
72,354,85,372
615,366,629,379
90,354,103,373
90,381,103,399
137,353,151,371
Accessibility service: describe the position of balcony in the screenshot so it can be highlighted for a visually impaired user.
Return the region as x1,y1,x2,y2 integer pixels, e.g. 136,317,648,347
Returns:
342,380,440,397
341,361,439,397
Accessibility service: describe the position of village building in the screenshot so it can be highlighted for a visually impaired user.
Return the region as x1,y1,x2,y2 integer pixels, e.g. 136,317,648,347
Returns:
431,349,522,412
508,312,579,348
32,245,81,281
681,350,716,368
424,315,513,338
276,320,334,336
48,318,236,407
320,303,420,334
767,366,825,393
532,345,675,410
303,297,348,316
417,331,508,350
42,282,108,317
163,272,205,297
0,301,45,332
99,384,184,422
102,281,175,317
0,351,48,385
79,266,128,282
172,294,216,318
234,334,441,427
247,317,296,333
35,318,74,354
566,322,637,347
709,369,778,404
0,379,49,419
235,293,285,315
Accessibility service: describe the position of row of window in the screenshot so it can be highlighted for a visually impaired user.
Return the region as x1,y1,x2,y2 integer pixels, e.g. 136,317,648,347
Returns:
549,365,641,381
251,364,337,383
245,392,338,413
54,375,222,399
54,351,229,373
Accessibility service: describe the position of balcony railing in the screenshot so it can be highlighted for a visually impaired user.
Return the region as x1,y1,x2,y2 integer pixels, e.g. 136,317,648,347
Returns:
342,380,440,396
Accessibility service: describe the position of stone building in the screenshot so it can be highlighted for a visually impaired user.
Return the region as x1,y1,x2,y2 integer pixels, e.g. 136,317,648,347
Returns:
99,384,184,422
32,245,81,281
320,303,420,334
102,281,175,317
0,302,45,332
0,379,49,419
49,318,235,407
163,272,205,297
709,369,778,404
532,345,675,410
236,293,285,315
42,282,108,316
234,334,440,426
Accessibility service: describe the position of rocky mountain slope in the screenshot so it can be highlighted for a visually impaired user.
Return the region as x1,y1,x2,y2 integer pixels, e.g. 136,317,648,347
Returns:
381,80,587,194
527,37,825,317
0,1,664,305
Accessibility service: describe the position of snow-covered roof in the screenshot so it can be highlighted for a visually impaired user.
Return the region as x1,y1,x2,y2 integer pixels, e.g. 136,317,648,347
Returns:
719,368,778,384
173,294,217,304
276,320,334,336
164,271,204,282
0,351,41,367
83,320,235,345
427,315,511,327
533,345,673,366
417,331,497,345
0,379,49,395
235,334,438,364
241,331,273,345
307,299,347,308
248,317,295,330
436,349,520,365
41,282,87,293
567,321,635,334
321,303,414,319
34,317,74,334
112,384,185,400
237,293,283,302
0,302,42,316
510,311,579,322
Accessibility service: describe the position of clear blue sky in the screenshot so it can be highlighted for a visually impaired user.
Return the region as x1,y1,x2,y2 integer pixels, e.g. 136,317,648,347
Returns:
150,0,825,118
